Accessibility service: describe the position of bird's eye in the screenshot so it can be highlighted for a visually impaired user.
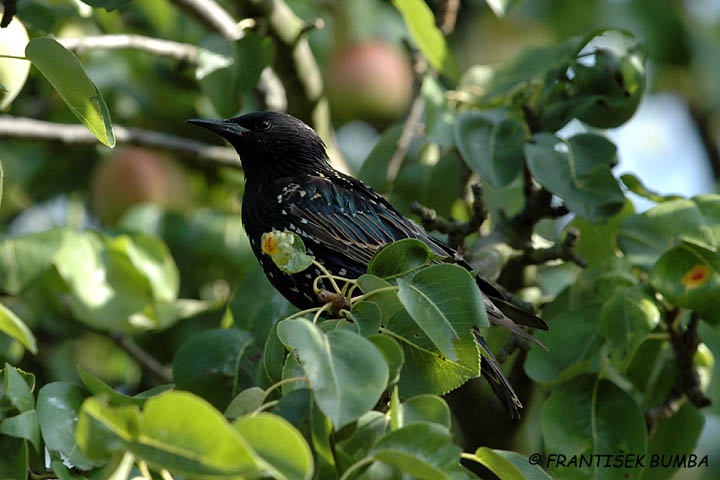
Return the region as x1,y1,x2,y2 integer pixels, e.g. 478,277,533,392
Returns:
255,120,272,131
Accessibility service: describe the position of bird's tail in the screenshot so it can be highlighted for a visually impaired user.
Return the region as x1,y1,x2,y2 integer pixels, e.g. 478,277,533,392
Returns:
473,328,522,420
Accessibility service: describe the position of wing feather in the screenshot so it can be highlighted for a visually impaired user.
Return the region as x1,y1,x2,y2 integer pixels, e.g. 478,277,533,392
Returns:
279,175,418,265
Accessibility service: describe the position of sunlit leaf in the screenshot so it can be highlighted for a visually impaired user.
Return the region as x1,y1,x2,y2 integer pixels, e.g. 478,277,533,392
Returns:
25,38,114,147
0,303,37,354
467,447,525,480
233,413,314,480
0,17,30,110
370,422,461,479
391,0,460,80
386,310,480,397
397,264,487,361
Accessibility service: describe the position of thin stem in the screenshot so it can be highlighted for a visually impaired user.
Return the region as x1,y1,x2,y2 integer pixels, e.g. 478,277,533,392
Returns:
254,399,280,413
265,376,309,397
109,333,172,384
313,302,333,323
311,260,343,295
283,306,325,322
350,285,400,304
0,54,26,60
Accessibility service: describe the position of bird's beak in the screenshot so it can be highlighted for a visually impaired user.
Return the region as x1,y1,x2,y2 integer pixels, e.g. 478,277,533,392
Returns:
186,118,248,139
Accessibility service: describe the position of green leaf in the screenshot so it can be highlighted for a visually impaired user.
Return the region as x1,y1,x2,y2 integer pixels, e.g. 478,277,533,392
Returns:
233,413,314,480
173,328,254,409
52,231,151,332
571,31,646,129
77,366,160,407
225,387,267,419
368,239,433,279
454,109,526,188
0,410,40,451
649,241,720,324
108,232,179,303
643,403,705,480
569,200,634,267
525,305,604,384
370,422,461,479
3,364,34,413
397,264,487,361
79,392,260,476
0,436,27,480
598,286,660,373
368,334,405,387
598,286,660,371
422,76,455,146
336,411,390,467
277,319,389,429
620,174,684,203
488,450,553,479
345,300,382,337
37,382,97,470
618,195,720,269
25,38,114,147
258,321,288,390
480,33,590,101
542,375,647,480
357,274,404,321
391,0,460,80
0,227,66,295
0,302,37,354
396,395,451,429
467,447,525,480
525,133,624,221
75,397,143,460
386,309,480,397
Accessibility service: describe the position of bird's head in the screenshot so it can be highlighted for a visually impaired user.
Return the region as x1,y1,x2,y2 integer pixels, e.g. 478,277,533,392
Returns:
187,111,331,180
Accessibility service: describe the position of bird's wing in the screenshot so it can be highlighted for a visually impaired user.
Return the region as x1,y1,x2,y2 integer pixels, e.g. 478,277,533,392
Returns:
276,174,427,266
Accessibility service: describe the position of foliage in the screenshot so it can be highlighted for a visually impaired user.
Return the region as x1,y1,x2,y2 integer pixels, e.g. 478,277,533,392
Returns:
0,1,718,479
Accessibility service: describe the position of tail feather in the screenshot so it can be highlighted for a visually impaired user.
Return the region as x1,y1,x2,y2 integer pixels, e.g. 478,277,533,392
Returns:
473,329,522,420
484,298,549,351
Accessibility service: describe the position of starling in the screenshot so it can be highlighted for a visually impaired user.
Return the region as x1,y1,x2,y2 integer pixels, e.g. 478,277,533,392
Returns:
187,111,547,418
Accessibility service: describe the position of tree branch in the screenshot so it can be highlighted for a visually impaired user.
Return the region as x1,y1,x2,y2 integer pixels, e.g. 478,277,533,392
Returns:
110,333,173,384
170,0,348,172
645,312,711,433
505,227,587,269
0,116,240,168
243,0,348,172
410,183,488,249
59,34,202,62
170,0,247,40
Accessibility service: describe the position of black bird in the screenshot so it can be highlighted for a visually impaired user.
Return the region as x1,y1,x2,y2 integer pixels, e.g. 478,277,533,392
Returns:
187,111,547,418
